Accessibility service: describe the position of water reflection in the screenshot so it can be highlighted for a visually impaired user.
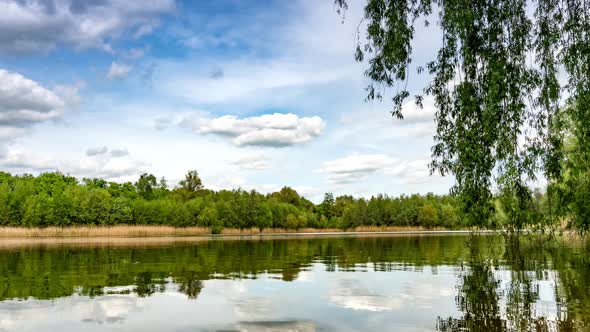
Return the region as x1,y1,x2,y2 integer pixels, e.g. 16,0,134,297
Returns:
0,234,588,331
437,235,590,331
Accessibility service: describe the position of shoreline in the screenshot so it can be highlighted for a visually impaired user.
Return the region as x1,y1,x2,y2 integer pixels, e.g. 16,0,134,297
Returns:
0,229,486,250
0,225,465,239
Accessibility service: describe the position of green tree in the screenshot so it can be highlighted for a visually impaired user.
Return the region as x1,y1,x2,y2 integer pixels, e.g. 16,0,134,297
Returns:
417,204,439,229
335,0,590,231
135,173,157,200
319,193,335,219
179,170,204,193
22,194,50,227
198,206,219,227
110,197,134,225
272,187,301,206
257,205,273,232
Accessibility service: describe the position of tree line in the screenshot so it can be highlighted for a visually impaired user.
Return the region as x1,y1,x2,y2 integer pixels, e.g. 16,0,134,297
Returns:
0,170,472,232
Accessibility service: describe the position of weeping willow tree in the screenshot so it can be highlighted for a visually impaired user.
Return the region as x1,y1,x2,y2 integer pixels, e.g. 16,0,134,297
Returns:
335,0,590,232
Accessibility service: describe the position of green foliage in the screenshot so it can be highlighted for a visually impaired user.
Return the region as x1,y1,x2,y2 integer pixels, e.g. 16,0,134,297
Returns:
198,206,218,227
135,173,157,200
179,170,204,195
319,193,335,219
0,171,472,230
257,205,273,232
417,204,438,229
335,0,590,234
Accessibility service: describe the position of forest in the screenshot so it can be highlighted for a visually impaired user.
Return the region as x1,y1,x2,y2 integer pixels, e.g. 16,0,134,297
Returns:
0,169,550,233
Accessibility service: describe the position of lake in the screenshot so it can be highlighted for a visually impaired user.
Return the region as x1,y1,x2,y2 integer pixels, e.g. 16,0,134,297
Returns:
0,233,588,331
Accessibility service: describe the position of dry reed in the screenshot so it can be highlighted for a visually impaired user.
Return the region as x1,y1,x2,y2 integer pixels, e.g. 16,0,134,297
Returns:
0,225,452,238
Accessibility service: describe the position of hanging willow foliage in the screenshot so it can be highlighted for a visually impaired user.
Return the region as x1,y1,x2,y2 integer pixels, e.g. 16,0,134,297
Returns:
336,0,590,231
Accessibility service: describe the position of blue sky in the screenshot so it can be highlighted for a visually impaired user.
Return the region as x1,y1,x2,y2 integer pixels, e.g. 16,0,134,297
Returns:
0,0,452,202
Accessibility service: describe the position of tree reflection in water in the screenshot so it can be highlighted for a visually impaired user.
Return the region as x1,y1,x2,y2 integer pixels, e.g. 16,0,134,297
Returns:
437,235,590,331
1,235,589,330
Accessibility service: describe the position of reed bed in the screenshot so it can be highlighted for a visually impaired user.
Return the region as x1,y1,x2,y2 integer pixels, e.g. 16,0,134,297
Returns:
0,225,451,238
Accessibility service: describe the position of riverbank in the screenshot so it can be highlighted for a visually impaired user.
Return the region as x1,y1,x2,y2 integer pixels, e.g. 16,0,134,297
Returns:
0,225,457,238
0,228,482,250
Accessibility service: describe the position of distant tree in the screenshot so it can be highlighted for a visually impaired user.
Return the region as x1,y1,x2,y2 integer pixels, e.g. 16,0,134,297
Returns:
0,169,476,231
179,170,204,193
272,187,301,206
110,197,134,225
159,177,168,190
285,213,299,230
320,193,335,219
333,195,354,217
83,178,107,189
35,172,77,197
417,204,439,229
22,194,50,227
198,206,218,227
135,173,157,200
257,205,273,232
440,204,459,229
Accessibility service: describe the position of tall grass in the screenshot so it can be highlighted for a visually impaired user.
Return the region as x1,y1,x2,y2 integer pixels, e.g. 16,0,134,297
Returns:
0,225,453,238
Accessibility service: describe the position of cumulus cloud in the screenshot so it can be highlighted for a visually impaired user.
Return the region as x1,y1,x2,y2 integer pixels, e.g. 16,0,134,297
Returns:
86,146,108,156
0,69,65,125
231,154,271,171
0,69,76,146
321,153,446,186
0,0,174,54
107,62,131,80
185,113,325,147
321,154,397,184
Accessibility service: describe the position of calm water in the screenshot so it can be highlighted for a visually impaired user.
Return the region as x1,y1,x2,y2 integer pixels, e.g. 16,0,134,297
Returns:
0,234,589,331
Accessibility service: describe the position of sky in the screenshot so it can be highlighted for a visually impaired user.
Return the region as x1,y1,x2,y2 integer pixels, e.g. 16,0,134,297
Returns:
0,0,453,202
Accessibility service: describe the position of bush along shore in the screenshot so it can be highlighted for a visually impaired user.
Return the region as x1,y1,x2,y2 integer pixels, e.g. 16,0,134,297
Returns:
0,170,550,235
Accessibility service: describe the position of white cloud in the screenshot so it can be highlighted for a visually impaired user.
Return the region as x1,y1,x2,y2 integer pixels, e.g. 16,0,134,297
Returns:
321,153,446,187
0,69,65,124
185,113,325,147
335,95,438,148
384,159,438,185
65,156,147,180
231,153,271,171
399,96,437,124
134,23,155,39
0,149,147,181
0,151,55,172
0,0,175,54
86,146,109,156
321,154,397,184
329,280,402,312
107,62,131,80
86,146,129,158
0,69,76,147
110,148,129,158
